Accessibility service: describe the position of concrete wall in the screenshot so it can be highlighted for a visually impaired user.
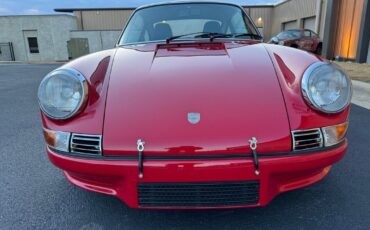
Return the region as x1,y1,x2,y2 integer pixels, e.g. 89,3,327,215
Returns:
0,15,77,62
70,30,121,53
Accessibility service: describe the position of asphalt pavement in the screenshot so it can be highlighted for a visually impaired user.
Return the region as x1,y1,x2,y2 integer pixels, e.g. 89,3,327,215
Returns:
0,64,369,230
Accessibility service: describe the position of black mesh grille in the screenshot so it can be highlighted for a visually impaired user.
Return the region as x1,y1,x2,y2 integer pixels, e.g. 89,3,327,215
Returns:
138,181,260,207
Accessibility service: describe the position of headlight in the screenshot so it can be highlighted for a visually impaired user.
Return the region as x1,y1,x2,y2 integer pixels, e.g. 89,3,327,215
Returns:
302,62,352,114
38,68,88,120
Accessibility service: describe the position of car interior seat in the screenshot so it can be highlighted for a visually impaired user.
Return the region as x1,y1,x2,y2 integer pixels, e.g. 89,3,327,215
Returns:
203,21,221,34
153,23,173,40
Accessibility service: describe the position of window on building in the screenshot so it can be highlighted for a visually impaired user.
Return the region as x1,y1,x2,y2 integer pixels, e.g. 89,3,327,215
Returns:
27,37,39,53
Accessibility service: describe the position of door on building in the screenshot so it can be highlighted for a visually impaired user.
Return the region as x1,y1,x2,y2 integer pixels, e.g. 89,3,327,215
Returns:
0,42,15,61
283,20,297,31
303,16,316,31
23,30,40,62
67,38,90,60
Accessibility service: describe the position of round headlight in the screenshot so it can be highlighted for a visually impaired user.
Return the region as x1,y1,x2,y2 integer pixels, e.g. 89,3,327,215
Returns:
38,68,88,120
302,62,352,114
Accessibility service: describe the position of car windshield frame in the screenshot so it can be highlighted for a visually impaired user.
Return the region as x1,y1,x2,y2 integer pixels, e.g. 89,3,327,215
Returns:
117,2,262,46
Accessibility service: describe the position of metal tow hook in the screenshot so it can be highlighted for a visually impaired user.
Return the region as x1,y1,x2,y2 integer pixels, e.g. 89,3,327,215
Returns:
137,139,145,179
249,137,259,176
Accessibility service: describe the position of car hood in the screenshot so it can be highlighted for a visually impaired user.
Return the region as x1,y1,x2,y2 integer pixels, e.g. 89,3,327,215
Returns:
103,42,291,156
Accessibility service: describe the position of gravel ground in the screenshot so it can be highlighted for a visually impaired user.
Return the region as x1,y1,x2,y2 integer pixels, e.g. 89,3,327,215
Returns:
334,61,370,83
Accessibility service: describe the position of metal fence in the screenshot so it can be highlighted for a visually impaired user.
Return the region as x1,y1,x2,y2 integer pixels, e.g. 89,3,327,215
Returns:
0,42,15,61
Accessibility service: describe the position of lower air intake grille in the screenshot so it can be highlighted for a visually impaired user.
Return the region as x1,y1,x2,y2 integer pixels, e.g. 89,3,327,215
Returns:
292,128,323,151
138,181,260,207
70,134,102,155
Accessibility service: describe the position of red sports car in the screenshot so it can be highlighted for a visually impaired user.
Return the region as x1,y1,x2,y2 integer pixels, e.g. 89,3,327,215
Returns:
269,29,323,55
38,2,352,209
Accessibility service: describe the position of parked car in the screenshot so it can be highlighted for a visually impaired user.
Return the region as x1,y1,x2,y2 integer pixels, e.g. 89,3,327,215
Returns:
38,2,351,209
270,29,323,55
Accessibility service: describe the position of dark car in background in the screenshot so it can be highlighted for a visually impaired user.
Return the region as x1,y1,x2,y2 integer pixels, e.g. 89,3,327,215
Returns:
269,29,322,55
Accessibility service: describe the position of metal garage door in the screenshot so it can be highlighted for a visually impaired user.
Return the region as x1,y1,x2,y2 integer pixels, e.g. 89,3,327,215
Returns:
303,16,316,31
283,20,297,30
67,38,90,60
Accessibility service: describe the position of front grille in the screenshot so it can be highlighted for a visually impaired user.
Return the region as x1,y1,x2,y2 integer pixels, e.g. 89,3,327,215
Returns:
70,134,102,155
138,181,260,207
292,128,323,151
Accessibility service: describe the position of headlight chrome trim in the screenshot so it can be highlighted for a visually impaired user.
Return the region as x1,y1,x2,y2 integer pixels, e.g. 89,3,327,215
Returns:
301,61,352,114
38,67,89,120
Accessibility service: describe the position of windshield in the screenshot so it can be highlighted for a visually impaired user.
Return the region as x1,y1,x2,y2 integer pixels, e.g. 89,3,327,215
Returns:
119,3,260,45
276,30,301,40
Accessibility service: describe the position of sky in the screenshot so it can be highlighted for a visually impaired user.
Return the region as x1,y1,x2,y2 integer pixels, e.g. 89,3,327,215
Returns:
0,0,282,15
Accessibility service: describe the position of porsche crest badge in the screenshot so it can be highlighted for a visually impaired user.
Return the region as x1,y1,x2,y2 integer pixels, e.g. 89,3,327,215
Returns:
187,112,200,124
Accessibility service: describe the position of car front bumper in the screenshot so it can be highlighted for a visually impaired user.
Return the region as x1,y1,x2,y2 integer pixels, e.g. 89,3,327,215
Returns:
47,141,347,209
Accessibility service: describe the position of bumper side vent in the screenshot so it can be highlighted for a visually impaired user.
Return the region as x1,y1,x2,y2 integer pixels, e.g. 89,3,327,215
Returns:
70,134,102,155
138,181,260,207
292,128,323,151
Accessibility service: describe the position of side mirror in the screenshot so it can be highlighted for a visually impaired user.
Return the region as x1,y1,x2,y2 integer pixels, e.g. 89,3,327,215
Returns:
271,37,279,44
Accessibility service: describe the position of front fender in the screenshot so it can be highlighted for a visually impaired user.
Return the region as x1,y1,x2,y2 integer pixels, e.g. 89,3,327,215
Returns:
263,44,350,130
41,49,117,134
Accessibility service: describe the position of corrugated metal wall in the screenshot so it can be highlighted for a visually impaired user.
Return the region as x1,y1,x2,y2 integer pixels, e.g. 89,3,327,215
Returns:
75,10,133,30
71,1,325,41
246,7,273,40
73,7,275,40
271,0,317,36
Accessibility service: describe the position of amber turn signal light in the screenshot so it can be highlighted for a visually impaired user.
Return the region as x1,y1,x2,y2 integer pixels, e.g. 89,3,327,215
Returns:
43,128,71,152
322,122,349,147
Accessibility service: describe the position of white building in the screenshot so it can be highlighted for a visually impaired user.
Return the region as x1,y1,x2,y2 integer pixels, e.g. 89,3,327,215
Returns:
0,15,76,62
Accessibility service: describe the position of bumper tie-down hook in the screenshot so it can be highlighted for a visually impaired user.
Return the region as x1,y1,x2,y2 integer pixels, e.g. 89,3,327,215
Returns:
249,137,259,176
137,139,145,179
136,138,259,178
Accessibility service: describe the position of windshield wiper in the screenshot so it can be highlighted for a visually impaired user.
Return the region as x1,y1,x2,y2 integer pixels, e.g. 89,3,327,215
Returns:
166,32,230,43
210,33,263,41
165,32,262,43
234,33,263,39
166,32,213,43
197,33,233,41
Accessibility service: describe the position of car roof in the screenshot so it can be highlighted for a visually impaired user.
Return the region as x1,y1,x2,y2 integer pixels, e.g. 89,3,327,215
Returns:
284,29,313,32
284,29,302,32
136,1,243,11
